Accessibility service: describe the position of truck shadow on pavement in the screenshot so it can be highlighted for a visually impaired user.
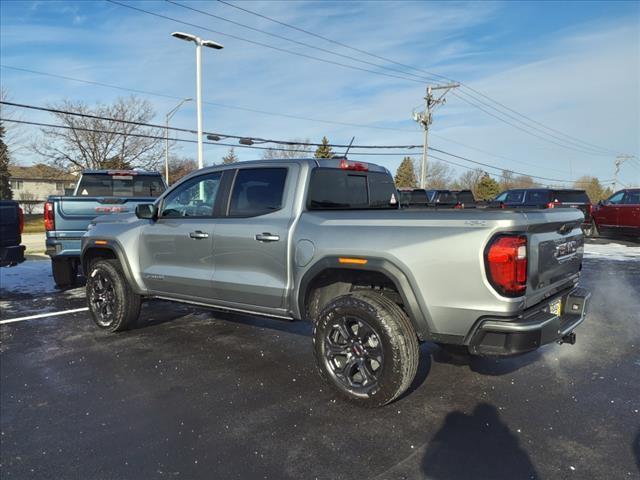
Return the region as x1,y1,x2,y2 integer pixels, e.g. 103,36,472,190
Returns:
421,403,538,480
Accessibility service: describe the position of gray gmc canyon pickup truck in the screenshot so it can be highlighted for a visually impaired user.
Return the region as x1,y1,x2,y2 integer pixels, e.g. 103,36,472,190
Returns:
81,158,590,406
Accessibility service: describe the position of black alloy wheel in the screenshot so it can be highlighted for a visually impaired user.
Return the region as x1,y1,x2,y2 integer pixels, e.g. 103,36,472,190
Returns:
323,315,384,395
88,270,117,327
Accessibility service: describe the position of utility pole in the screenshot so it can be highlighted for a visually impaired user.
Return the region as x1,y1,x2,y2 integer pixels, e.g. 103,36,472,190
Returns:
413,83,459,189
613,154,635,191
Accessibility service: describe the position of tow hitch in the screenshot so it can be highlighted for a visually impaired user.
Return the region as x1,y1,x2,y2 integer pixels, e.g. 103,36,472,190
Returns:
559,332,576,345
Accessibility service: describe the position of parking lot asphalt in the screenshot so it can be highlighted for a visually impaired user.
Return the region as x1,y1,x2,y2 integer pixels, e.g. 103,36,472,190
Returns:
1,241,639,479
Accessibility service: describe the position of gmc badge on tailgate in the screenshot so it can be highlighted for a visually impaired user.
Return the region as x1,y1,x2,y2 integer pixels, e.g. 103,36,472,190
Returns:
554,240,578,258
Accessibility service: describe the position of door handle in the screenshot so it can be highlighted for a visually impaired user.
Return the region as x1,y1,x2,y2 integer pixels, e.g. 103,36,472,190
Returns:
255,233,280,242
189,230,209,239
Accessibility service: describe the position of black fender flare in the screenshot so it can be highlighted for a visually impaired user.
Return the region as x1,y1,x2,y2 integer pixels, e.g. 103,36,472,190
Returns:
81,241,145,295
296,256,434,341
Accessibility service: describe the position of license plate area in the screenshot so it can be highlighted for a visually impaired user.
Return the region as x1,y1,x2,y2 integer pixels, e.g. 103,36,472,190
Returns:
549,298,562,316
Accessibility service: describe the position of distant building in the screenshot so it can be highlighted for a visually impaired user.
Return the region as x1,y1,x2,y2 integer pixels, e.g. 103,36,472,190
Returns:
8,164,77,214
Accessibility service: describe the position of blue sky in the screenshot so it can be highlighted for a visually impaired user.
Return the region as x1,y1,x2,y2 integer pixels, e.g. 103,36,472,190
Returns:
1,0,639,186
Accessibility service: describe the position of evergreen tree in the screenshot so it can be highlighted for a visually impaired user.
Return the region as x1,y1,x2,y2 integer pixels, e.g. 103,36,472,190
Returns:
476,173,501,200
314,136,333,158
574,175,610,202
394,157,417,188
0,122,12,200
222,147,239,164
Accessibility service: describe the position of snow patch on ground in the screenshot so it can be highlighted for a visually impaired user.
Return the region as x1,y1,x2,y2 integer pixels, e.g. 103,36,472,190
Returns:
583,243,640,262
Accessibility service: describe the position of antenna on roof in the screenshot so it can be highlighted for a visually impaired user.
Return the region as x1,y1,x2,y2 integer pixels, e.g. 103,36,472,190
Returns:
343,136,355,158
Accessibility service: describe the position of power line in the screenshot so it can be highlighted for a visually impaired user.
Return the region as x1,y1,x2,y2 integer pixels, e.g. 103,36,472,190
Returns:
0,100,573,181
0,64,574,173
2,116,613,186
166,0,439,85
0,100,422,149
215,0,618,156
106,0,427,85
449,92,612,157
451,89,612,156
0,64,415,133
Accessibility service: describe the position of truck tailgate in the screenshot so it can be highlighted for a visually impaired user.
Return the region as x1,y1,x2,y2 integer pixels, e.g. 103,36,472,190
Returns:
524,209,585,308
0,201,21,247
52,196,156,232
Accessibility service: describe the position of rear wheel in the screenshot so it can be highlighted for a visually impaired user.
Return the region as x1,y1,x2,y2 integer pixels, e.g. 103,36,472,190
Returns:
87,259,141,332
584,221,599,238
52,258,77,287
313,290,419,407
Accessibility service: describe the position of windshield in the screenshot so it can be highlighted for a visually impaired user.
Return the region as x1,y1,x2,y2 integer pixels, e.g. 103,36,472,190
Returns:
76,174,165,198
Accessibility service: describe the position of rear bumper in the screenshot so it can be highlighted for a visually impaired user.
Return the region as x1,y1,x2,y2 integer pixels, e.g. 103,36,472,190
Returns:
0,245,26,267
468,286,590,356
46,235,82,259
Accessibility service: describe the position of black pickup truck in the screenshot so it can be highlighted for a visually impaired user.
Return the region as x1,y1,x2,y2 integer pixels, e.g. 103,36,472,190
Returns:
0,200,26,267
398,188,477,208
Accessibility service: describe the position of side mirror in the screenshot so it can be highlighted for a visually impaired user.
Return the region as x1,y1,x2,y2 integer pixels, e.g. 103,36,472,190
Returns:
135,203,157,220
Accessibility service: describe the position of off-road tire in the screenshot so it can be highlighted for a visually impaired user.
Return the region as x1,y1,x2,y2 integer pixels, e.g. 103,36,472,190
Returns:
52,258,77,287
584,221,599,238
313,290,419,407
87,259,141,332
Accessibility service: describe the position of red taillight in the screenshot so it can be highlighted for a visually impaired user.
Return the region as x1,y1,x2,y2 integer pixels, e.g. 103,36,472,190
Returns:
546,201,559,209
340,159,368,171
485,235,527,297
587,203,592,215
44,201,55,231
454,202,463,209
18,206,24,234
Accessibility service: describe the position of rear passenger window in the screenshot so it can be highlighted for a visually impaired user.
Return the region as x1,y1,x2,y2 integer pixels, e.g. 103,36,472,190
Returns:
505,191,524,203
229,168,287,217
624,191,640,204
525,191,548,204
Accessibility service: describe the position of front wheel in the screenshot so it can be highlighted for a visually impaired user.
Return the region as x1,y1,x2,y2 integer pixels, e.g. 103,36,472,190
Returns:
87,259,141,332
313,290,419,407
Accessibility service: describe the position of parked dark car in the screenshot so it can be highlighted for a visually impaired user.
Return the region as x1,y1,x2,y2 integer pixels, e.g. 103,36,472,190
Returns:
491,189,592,232
398,188,476,208
0,200,26,267
590,188,640,238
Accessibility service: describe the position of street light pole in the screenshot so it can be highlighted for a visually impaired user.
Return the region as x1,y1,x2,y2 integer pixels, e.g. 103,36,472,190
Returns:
195,40,204,170
171,32,223,170
164,98,192,186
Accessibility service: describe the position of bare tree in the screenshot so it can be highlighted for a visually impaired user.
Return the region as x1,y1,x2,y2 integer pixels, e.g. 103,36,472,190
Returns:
33,96,164,173
0,88,27,157
168,156,198,183
423,160,454,189
18,191,37,214
511,175,538,189
452,168,485,197
261,138,312,160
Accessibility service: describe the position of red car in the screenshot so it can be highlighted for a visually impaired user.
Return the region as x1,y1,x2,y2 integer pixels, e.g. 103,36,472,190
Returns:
590,188,640,238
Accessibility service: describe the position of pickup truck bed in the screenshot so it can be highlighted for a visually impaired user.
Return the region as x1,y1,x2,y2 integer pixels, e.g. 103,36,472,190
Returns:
81,158,589,407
